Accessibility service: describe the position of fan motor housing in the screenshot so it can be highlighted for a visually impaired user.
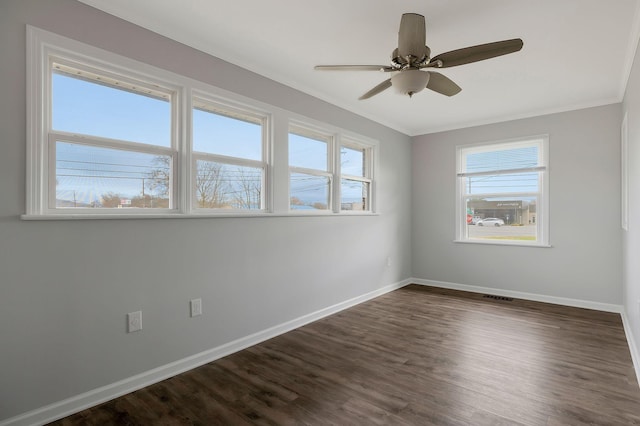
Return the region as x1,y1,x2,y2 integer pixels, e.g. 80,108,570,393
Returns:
391,46,431,68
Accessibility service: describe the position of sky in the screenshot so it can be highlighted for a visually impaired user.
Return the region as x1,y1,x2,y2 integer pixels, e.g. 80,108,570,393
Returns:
464,145,539,195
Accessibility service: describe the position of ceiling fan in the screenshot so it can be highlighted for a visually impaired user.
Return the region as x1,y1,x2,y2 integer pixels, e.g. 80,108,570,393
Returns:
315,13,523,100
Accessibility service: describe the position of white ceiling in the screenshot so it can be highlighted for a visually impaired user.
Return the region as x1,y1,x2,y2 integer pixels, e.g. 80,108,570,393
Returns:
79,0,640,136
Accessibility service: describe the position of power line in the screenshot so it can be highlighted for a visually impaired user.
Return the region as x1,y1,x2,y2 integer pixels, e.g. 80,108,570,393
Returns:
57,158,164,169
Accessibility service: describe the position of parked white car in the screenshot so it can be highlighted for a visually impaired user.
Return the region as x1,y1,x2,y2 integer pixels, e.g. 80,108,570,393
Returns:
470,216,482,225
476,218,505,227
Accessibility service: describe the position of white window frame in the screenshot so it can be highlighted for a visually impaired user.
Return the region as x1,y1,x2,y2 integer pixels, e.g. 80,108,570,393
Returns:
27,26,182,216
339,138,374,213
455,136,550,247
288,122,335,213
48,61,178,213
25,26,377,219
622,112,629,231
190,93,270,213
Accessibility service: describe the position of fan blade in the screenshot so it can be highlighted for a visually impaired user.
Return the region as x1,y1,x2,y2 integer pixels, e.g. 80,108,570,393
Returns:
398,13,426,59
314,65,395,72
426,72,462,97
359,79,392,100
430,38,523,68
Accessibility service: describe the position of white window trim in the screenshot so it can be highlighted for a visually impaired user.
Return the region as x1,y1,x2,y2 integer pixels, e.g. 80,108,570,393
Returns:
339,138,375,213
24,26,378,220
190,92,271,214
454,135,550,247
287,122,378,215
26,25,183,217
622,112,629,231
46,58,179,214
288,121,335,213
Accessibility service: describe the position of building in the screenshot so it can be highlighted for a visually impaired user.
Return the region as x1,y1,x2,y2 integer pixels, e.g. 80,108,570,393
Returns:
468,199,536,225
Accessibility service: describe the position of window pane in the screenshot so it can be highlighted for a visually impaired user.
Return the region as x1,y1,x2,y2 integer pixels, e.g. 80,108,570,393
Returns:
341,146,365,176
52,71,170,147
194,160,262,210
193,108,262,161
466,196,537,242
464,171,539,195
341,179,369,211
289,132,328,170
55,142,171,208
465,145,538,173
290,173,330,210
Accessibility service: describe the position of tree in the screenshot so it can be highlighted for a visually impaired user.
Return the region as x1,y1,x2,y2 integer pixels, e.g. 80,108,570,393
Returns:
101,192,122,208
131,194,169,208
312,202,327,210
147,156,171,199
147,156,229,208
232,167,261,209
195,161,228,208
147,157,263,209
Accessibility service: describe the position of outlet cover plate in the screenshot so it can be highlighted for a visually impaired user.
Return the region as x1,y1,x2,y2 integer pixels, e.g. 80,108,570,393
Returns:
190,298,202,317
127,311,142,333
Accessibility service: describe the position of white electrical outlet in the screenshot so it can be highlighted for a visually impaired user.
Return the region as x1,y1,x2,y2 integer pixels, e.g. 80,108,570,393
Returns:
387,257,392,267
190,298,202,317
127,311,142,333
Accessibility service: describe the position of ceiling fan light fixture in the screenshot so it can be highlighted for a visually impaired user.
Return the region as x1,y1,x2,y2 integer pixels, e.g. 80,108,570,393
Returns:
314,13,523,100
391,70,430,97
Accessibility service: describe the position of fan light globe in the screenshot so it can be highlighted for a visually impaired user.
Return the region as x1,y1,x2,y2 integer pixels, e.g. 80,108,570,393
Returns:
391,70,430,97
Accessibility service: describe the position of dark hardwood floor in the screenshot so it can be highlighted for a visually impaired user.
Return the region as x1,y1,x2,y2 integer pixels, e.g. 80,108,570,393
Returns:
50,285,640,425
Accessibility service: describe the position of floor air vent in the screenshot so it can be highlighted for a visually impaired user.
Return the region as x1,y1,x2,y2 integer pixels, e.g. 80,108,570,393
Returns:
483,294,514,302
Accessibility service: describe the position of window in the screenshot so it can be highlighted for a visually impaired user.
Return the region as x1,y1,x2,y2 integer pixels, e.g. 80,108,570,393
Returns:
50,62,175,212
340,141,372,211
192,97,267,211
288,125,333,211
287,126,376,213
26,26,376,218
456,136,549,246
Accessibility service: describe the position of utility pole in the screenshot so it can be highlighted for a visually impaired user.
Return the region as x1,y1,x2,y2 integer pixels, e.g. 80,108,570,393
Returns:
141,177,145,208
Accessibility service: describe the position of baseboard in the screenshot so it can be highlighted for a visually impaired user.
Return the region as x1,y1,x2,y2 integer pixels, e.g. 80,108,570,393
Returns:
0,278,412,426
411,278,623,313
621,309,640,388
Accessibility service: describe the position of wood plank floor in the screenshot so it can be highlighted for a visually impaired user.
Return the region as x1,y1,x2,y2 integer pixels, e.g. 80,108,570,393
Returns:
50,285,640,425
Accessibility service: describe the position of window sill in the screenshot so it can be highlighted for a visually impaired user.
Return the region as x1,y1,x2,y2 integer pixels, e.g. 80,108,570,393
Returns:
21,212,379,221
453,239,552,248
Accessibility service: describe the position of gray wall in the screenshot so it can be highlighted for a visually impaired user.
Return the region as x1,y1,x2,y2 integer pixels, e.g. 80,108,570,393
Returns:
0,0,412,420
411,104,622,304
623,32,640,360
